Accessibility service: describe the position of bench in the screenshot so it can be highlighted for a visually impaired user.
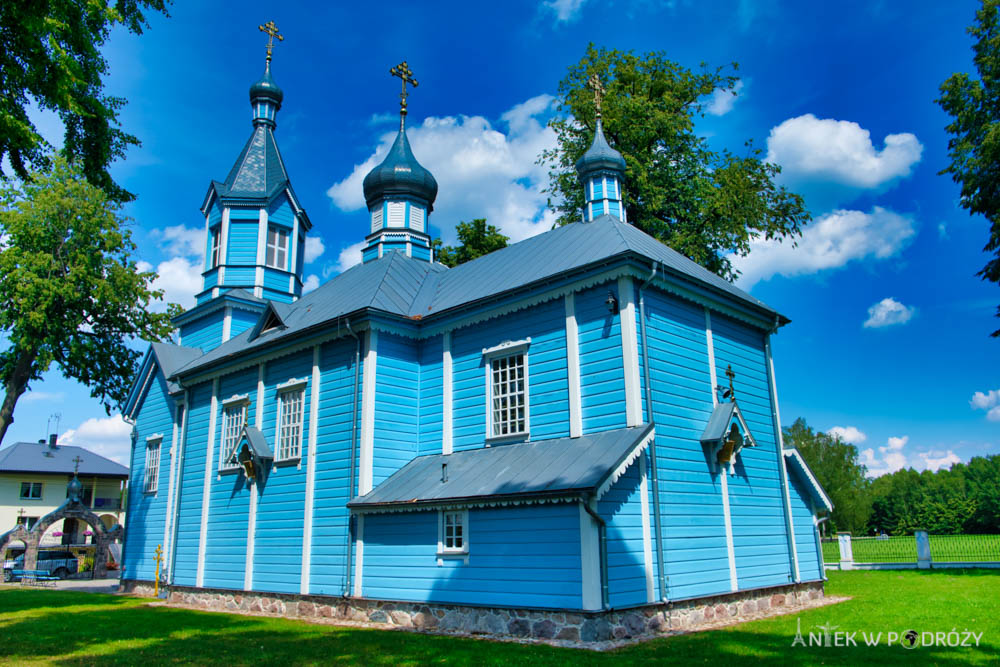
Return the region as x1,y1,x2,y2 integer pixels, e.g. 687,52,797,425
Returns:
11,569,58,587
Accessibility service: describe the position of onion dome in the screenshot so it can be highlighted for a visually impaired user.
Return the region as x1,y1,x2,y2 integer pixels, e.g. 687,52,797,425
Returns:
250,65,284,108
362,127,438,211
575,118,626,181
67,474,83,504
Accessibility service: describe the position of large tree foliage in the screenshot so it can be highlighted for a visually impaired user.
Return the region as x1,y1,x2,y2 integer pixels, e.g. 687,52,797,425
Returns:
0,0,169,203
783,418,871,534
0,157,178,445
938,0,1000,337
542,45,809,282
434,218,509,268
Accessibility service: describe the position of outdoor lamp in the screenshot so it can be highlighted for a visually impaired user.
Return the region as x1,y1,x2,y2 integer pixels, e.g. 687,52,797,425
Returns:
605,291,619,314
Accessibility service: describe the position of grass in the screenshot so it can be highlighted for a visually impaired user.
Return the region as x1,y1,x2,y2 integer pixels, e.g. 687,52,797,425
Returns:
821,534,1000,563
0,570,997,665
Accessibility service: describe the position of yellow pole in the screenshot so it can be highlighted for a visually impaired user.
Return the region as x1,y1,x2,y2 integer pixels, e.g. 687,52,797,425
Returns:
153,544,162,597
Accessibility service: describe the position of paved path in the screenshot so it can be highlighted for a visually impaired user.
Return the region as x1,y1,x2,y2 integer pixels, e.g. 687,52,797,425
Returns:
53,578,122,594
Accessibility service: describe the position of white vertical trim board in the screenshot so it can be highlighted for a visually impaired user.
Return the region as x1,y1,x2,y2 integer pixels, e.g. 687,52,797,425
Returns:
222,306,233,343
767,336,801,583
705,310,737,591
442,332,453,455
290,215,300,276
244,362,265,592
359,329,378,495
579,501,601,610
353,514,365,597
301,344,321,594
196,378,219,588
167,394,189,583
256,208,267,265
565,292,582,438
617,276,642,427
639,452,655,603
220,207,231,268
162,401,182,573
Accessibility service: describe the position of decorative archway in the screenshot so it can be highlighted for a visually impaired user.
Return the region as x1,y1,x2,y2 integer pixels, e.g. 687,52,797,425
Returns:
0,474,122,579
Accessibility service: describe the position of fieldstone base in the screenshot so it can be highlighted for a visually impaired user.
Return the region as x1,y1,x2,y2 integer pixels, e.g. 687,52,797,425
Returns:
120,579,826,647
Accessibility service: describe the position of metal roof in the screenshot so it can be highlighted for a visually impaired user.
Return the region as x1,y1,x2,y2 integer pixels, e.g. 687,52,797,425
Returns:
784,448,834,512
700,402,736,444
0,441,129,478
219,124,289,200
348,424,654,510
576,118,626,179
150,343,203,395
243,427,272,460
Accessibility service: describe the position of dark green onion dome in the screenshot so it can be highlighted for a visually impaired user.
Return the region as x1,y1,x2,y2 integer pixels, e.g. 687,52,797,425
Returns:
575,118,626,180
362,127,438,211
250,66,284,107
67,474,83,504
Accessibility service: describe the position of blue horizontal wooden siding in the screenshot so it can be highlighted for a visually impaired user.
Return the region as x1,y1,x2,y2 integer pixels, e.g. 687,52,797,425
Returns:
788,470,823,582
268,197,294,228
230,308,259,339
710,312,792,590
576,283,627,434
264,268,288,290
124,372,174,581
418,335,443,455
180,309,224,352
203,367,257,590
361,504,582,609
598,460,650,608
172,381,212,586
643,289,731,600
310,337,361,595
373,332,419,485
223,266,256,285
203,269,219,289
226,222,258,265
253,348,312,593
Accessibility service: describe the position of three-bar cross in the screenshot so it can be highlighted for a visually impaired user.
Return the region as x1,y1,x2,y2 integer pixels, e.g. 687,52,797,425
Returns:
390,61,418,128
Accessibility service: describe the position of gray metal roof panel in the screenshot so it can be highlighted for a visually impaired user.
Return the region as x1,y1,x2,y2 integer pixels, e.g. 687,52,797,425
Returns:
700,402,736,443
349,425,652,508
0,441,129,477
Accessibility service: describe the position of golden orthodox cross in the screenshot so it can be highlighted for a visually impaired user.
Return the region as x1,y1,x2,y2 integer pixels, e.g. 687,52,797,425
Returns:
390,61,418,128
588,73,606,120
258,20,284,65
16,507,25,520
725,364,736,400
72,455,83,474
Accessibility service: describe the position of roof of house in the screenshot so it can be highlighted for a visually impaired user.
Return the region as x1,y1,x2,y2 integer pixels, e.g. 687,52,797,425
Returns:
150,342,203,395
0,441,129,478
216,124,289,201
348,424,654,511
175,215,784,377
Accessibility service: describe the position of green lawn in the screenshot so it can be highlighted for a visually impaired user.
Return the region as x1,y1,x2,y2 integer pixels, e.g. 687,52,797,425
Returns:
0,570,997,665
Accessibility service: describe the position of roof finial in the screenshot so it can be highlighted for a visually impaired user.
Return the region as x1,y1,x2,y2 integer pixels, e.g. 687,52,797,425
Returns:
588,72,605,121
71,455,83,474
258,20,284,70
390,61,418,131
725,364,736,401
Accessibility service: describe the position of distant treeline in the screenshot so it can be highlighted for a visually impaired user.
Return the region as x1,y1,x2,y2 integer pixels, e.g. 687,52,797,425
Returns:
784,418,1000,536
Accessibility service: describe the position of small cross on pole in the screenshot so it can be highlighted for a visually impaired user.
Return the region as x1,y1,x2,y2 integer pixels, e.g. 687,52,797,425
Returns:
258,20,284,66
71,455,83,474
390,61,418,129
17,508,25,525
588,73,606,120
725,364,736,401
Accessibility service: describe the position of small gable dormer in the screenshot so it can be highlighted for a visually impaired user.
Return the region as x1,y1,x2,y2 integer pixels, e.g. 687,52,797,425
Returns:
247,301,290,342
228,426,274,482
700,400,758,475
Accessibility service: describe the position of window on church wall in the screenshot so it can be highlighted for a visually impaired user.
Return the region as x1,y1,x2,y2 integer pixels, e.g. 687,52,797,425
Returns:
488,352,529,439
266,226,289,269
210,227,221,268
276,387,304,461
220,401,247,470
19,482,42,500
409,205,425,232
438,509,469,557
387,202,405,228
144,438,161,494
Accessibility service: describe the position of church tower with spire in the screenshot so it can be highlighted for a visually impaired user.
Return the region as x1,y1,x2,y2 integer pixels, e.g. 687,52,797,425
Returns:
361,61,437,263
576,74,627,223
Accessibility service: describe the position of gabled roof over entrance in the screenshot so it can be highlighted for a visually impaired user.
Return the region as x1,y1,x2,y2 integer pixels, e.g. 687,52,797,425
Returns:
784,448,834,512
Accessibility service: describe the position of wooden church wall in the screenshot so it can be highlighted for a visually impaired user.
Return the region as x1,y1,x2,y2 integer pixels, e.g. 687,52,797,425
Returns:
788,469,824,582
171,380,212,587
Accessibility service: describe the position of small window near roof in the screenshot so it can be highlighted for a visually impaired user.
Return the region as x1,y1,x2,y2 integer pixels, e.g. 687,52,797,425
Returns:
144,438,161,494
20,482,42,499
210,227,221,268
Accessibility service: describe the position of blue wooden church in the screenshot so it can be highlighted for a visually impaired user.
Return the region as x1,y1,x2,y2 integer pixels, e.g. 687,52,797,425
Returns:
121,39,832,635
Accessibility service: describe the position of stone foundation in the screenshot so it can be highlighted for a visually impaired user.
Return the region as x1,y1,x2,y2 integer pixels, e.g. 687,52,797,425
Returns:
120,579,825,646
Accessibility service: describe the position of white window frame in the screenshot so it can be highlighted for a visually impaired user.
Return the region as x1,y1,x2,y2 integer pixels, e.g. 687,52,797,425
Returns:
483,339,531,442
220,395,249,471
276,378,307,462
144,436,162,494
266,225,289,270
210,227,221,268
437,509,469,563
19,482,42,500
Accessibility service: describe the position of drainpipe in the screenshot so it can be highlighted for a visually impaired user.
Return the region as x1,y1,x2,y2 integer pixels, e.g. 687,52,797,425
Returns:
343,319,361,597
638,260,668,602
583,497,609,610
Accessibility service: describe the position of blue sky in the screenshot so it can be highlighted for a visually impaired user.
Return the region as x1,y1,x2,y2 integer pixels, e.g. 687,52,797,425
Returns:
5,0,998,474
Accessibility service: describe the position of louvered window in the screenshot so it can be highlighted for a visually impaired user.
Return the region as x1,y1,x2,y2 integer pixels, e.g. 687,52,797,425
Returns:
387,202,405,228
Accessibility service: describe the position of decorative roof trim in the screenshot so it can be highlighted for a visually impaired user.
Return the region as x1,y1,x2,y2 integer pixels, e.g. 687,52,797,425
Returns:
123,348,158,421
146,433,164,442
276,377,308,391
482,337,531,357
784,448,834,513
351,494,577,515
594,425,655,501
221,393,250,407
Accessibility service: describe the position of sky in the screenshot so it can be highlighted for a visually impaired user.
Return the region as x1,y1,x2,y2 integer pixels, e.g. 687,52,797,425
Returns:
3,0,998,477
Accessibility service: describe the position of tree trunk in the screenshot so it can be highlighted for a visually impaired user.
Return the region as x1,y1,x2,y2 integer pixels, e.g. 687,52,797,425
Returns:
0,350,38,447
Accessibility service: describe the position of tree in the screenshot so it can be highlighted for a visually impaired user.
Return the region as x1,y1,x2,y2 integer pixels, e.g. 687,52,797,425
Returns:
433,219,509,268
0,157,179,445
938,0,1000,337
542,45,809,282
783,418,871,534
0,0,170,203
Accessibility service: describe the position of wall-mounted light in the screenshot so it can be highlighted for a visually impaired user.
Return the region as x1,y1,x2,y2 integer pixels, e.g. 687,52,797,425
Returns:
605,291,619,315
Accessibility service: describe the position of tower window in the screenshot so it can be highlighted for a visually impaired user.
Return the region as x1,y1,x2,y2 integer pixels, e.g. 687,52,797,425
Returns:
266,226,289,270
409,205,425,232
210,227,221,268
387,202,405,228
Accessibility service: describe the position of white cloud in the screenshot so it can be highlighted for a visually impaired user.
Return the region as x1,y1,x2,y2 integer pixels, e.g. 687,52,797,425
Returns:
732,206,916,288
543,0,587,22
302,274,320,293
707,80,745,116
304,236,325,264
861,435,911,477
918,450,962,473
938,222,948,239
863,297,915,328
334,241,365,274
766,114,922,189
155,224,204,259
828,425,866,444
59,413,132,465
137,257,202,311
22,391,66,403
971,389,1000,421
327,94,559,247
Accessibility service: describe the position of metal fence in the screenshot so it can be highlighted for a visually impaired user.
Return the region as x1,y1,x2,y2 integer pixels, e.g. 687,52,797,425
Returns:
823,532,1000,569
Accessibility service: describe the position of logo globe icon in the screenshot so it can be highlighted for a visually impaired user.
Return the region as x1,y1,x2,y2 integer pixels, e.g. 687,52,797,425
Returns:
903,629,919,649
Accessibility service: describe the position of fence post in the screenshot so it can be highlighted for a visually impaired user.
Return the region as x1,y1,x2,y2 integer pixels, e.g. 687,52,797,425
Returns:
915,530,931,569
837,532,853,570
